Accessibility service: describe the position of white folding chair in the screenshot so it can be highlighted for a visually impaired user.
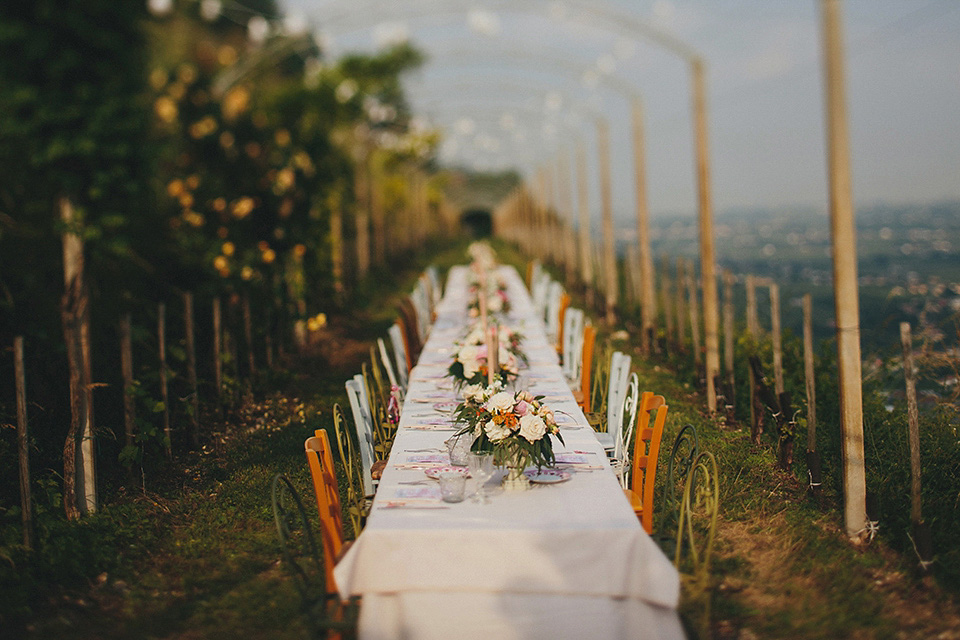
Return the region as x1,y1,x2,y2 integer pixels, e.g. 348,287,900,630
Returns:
594,351,632,453
426,266,443,308
527,260,542,293
561,308,585,383
345,376,377,497
544,281,564,343
410,281,432,343
388,322,410,388
531,273,551,321
377,337,399,389
611,373,640,488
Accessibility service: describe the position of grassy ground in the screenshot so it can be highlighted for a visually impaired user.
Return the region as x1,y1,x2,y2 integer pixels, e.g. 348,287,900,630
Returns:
8,238,960,639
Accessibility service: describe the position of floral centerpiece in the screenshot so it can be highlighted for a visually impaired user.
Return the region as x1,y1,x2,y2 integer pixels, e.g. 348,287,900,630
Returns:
452,383,564,486
467,273,510,317
447,342,520,390
467,241,497,270
460,321,526,364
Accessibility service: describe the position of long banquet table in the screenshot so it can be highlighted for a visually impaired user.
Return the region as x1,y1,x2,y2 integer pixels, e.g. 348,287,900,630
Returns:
333,265,685,640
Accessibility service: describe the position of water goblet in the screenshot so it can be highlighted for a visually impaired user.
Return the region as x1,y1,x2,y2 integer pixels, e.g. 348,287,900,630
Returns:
468,452,495,504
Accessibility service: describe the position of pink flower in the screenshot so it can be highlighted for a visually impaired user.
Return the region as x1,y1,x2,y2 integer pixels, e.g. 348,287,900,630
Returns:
515,400,529,416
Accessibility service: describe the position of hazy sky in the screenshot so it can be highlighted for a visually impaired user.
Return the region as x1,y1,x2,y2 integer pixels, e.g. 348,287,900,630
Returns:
280,0,960,219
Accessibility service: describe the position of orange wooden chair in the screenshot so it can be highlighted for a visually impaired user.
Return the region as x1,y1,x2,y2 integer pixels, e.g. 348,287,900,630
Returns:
623,393,668,534
555,293,571,355
397,299,422,365
305,431,347,595
573,324,597,413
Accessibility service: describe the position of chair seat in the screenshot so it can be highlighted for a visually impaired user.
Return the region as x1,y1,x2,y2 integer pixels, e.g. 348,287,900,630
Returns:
594,431,615,452
371,459,387,480
624,488,643,514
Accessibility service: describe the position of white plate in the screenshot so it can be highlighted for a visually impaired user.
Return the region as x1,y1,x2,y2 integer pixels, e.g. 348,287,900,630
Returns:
524,469,571,484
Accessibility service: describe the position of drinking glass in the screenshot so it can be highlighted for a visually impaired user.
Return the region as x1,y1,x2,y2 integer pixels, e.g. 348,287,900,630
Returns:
468,452,495,504
438,472,466,503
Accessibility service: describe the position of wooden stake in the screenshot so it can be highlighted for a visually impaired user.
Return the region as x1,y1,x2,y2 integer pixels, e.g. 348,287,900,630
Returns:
576,142,594,307
183,291,199,447
243,293,256,377
212,297,222,405
692,57,720,412
631,98,656,354
746,275,759,336
158,303,171,458
675,258,687,351
557,151,576,288
661,254,674,347
60,195,96,518
626,244,641,304
15,337,33,548
543,164,557,265
803,294,818,451
687,264,703,367
329,192,345,300
119,313,135,452
370,155,387,265
745,274,760,436
597,118,618,325
723,269,736,405
900,322,923,525
770,283,784,395
822,0,867,538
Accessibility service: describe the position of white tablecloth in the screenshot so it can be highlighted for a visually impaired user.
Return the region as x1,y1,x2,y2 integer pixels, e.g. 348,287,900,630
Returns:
334,265,685,640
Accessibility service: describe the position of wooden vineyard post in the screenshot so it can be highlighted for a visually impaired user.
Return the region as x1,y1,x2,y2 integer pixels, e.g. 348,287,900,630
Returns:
900,322,932,565
596,118,618,326
746,275,759,336
722,269,736,421
692,57,720,412
687,264,703,370
661,254,674,350
576,142,594,307
543,164,557,267
803,294,821,494
557,152,576,288
158,303,172,458
370,156,386,266
353,149,371,280
242,293,255,378
329,191,345,303
119,312,136,483
14,337,33,548
626,244,641,306
822,0,867,539
746,274,761,441
675,258,687,353
265,305,275,371
183,291,199,448
60,195,96,518
212,297,223,407
770,283,784,395
631,98,656,355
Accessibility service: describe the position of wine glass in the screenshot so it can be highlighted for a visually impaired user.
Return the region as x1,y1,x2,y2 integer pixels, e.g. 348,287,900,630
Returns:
468,452,495,504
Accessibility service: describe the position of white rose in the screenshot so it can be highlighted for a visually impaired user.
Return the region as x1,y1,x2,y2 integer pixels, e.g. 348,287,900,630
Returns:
462,383,486,403
488,294,503,312
465,327,485,345
459,345,481,377
519,413,547,443
485,391,516,414
484,419,511,442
